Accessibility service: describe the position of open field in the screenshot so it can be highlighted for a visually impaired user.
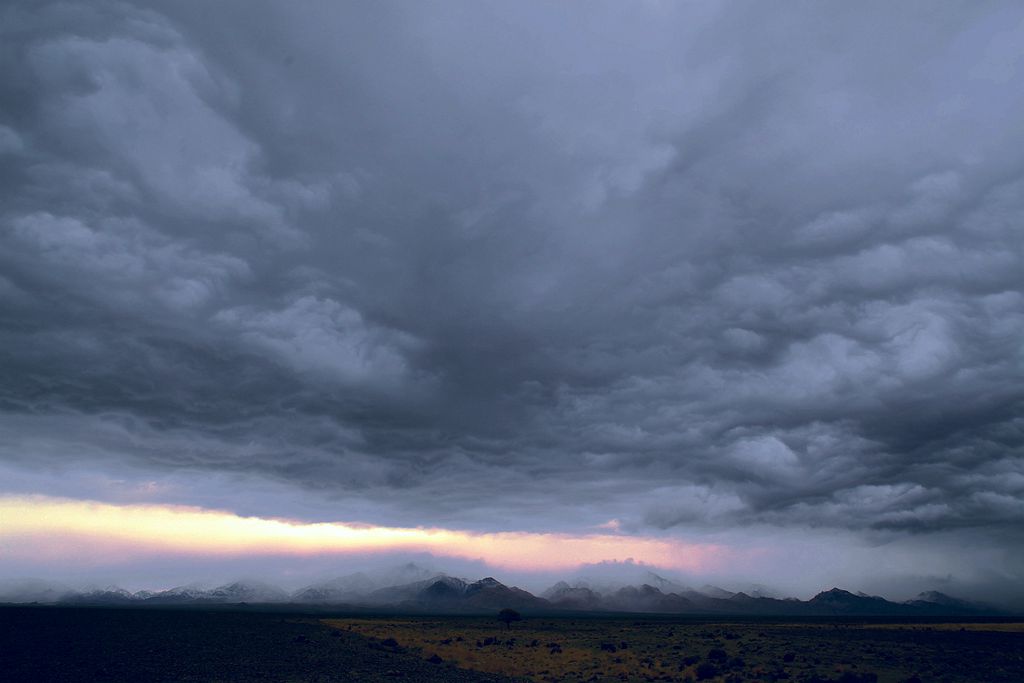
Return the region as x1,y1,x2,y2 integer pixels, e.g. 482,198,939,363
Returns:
0,606,523,682
325,615,1024,683
1,606,1022,682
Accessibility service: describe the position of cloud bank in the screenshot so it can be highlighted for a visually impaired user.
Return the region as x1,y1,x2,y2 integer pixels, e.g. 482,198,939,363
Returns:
1,1,1022,599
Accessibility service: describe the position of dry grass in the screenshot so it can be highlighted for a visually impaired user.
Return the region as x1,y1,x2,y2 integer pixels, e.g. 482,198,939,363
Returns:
322,616,1024,683
856,622,1024,633
323,617,703,681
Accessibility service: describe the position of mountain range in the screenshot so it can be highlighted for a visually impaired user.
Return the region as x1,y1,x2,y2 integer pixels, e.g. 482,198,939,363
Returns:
0,565,1006,616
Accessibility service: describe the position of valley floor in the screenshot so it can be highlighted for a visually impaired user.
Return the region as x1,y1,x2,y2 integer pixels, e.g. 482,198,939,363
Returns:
0,606,522,682
2,606,1022,682
325,615,1024,683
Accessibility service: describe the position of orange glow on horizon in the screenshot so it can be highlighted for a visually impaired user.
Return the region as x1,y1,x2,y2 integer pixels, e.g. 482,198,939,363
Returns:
0,495,729,573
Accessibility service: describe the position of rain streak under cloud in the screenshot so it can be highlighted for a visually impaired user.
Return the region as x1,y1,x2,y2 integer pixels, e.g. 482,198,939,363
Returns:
1,0,1023,603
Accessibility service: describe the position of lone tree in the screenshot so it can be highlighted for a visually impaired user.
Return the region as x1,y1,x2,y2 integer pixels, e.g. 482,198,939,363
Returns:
497,608,522,629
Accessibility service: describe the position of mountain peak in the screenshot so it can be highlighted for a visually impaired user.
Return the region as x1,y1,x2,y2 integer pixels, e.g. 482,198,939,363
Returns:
472,577,502,587
909,591,977,610
421,577,465,600
544,580,572,594
3,574,1005,616
915,590,957,603
699,584,735,599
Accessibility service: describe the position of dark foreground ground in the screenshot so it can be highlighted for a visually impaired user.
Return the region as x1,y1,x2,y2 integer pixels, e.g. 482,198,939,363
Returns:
1,606,1022,682
0,606,523,682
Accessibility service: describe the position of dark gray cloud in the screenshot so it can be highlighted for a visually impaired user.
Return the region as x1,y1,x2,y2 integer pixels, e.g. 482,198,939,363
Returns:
1,0,1023,589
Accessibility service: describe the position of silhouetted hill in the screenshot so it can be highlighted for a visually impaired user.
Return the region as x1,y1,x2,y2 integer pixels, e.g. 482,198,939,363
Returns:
906,591,992,615
462,577,549,611
542,581,604,610
603,584,695,613
371,576,549,612
808,588,913,616
4,572,1008,616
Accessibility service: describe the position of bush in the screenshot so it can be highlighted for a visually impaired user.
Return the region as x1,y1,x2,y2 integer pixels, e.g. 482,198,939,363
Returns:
707,648,728,662
497,608,522,629
695,663,719,680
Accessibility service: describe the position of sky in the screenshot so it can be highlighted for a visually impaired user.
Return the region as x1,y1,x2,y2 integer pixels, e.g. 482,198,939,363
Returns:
1,1,1023,604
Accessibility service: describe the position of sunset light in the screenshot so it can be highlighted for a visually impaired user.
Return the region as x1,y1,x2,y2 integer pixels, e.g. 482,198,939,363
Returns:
2,2,1022,679
0,496,727,573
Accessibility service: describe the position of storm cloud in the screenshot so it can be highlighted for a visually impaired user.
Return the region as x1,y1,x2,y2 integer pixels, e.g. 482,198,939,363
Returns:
1,1,1023,596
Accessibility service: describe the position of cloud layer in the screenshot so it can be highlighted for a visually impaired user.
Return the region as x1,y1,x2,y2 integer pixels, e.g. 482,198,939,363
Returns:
1,1,1023,596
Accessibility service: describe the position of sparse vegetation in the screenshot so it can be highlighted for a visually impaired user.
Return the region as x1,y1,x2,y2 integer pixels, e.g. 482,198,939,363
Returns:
325,615,1024,682
4,606,1022,682
498,608,523,629
707,647,728,662
695,661,719,679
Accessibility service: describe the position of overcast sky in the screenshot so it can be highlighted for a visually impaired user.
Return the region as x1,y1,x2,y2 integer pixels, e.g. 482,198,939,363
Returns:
1,0,1023,602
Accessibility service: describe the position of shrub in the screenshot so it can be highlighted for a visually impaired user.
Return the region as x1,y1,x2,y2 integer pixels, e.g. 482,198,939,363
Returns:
695,663,719,680
497,608,522,629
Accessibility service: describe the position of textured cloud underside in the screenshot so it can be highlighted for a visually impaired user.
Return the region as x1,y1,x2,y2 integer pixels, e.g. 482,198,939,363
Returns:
0,1,1022,595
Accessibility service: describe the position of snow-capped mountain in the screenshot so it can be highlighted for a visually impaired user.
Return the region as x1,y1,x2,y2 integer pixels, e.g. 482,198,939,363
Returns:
0,567,1007,616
